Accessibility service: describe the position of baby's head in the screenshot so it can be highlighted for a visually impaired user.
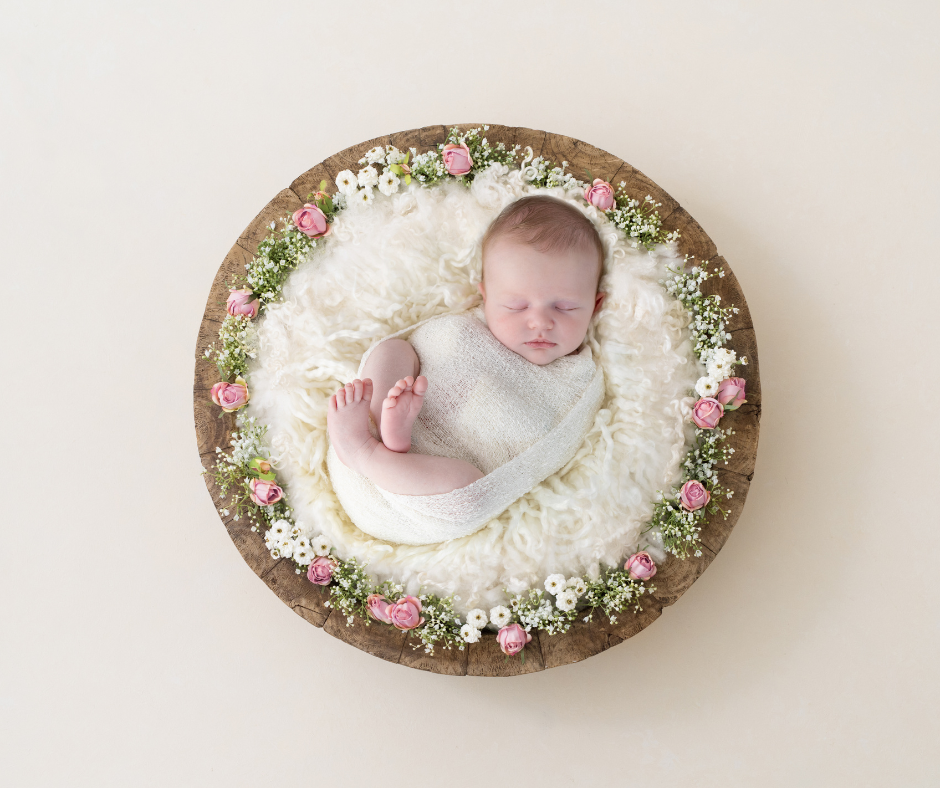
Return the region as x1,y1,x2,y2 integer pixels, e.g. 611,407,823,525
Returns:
479,195,605,365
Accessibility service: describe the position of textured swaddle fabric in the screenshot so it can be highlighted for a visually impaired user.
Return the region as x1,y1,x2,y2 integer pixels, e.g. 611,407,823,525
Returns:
326,311,604,544
246,164,699,615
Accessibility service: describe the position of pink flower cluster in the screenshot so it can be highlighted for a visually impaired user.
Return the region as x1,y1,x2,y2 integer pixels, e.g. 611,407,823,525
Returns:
366,594,425,630
692,378,747,429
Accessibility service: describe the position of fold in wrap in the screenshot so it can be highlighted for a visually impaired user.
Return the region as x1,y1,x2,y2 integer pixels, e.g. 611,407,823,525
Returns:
326,311,605,545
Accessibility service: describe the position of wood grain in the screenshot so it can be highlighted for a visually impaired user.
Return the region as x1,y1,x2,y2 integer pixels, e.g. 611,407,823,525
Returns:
194,123,761,676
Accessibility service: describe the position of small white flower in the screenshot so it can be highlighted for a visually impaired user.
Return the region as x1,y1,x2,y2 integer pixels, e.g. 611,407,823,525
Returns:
357,165,379,188
555,588,578,612
544,573,566,595
364,146,386,164
466,608,488,628
293,545,313,566
277,538,294,559
377,171,400,196
289,523,302,538
311,535,331,557
695,376,720,398
353,187,374,206
335,169,358,195
707,348,736,379
566,577,587,596
489,605,512,628
386,146,406,164
460,624,481,643
268,519,290,538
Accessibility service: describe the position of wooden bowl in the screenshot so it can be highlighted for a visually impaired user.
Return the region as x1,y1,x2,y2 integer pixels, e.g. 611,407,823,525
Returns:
194,124,761,676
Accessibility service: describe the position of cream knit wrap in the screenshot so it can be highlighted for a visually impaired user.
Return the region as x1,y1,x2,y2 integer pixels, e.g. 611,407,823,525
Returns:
327,311,604,545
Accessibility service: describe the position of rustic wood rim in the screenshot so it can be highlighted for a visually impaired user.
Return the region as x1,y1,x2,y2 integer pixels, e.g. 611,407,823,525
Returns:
194,124,761,677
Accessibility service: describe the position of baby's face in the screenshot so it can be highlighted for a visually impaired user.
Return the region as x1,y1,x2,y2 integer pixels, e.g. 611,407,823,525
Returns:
479,237,604,365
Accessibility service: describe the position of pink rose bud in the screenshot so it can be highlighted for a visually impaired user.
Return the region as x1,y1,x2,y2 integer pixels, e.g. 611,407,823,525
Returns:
716,377,747,411
387,596,425,630
624,551,657,580
291,203,331,239
210,377,250,412
226,289,259,319
679,480,711,512
366,594,393,624
584,178,616,211
248,478,283,507
496,623,532,656
692,397,724,429
441,142,473,176
307,556,337,585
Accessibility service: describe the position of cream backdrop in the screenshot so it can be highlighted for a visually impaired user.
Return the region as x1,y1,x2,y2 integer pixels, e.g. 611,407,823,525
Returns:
2,1,938,785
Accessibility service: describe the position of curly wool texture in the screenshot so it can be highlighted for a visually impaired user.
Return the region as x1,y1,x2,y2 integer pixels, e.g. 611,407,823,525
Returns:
247,165,698,615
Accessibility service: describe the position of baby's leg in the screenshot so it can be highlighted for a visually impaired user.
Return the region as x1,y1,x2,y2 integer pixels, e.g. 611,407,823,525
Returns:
328,378,483,495
361,339,424,452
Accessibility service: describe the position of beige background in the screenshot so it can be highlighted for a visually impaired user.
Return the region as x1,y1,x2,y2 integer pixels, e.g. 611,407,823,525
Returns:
2,1,938,785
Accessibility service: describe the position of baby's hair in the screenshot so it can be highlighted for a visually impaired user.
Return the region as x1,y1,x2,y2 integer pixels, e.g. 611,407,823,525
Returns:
481,195,604,284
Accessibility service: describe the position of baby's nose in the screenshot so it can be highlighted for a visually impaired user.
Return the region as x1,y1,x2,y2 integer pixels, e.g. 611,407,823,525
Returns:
528,309,554,329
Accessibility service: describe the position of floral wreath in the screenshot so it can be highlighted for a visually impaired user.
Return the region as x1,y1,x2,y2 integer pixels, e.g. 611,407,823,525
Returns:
203,127,748,659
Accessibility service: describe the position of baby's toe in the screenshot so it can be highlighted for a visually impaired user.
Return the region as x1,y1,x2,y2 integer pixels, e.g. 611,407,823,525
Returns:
352,379,364,402
413,375,428,396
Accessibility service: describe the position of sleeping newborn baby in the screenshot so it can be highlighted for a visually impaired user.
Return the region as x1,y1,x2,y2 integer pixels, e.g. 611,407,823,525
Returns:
326,195,606,544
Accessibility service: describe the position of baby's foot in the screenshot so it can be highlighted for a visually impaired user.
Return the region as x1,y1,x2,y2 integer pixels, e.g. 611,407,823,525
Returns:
327,378,378,473
380,375,428,453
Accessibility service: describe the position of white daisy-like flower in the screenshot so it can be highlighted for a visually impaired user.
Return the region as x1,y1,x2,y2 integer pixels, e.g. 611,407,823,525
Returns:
460,624,481,643
277,538,294,559
489,605,512,628
289,523,302,538
353,187,374,206
466,608,488,629
377,171,400,196
555,588,578,612
335,169,358,195
566,577,587,596
544,573,566,595
364,146,386,164
357,165,379,188
293,544,313,566
311,535,331,557
268,519,290,539
695,376,720,398
386,146,405,164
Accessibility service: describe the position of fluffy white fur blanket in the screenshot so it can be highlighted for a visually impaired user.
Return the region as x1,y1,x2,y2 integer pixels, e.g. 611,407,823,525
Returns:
247,165,698,614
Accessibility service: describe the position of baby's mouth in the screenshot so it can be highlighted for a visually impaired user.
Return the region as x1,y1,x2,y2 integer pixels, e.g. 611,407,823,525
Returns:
525,339,557,348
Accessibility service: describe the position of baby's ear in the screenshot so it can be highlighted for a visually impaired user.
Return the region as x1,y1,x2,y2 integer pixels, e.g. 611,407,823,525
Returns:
477,281,486,301
593,291,606,315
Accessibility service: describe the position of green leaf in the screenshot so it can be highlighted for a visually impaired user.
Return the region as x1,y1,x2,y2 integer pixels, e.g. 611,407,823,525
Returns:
404,175,411,185
389,164,403,175
319,179,328,192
